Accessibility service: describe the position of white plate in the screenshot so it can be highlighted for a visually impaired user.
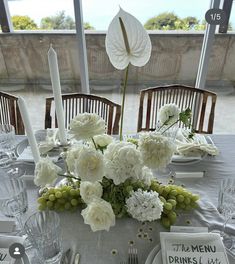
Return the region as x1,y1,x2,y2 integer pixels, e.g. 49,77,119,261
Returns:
152,249,163,264
145,244,161,264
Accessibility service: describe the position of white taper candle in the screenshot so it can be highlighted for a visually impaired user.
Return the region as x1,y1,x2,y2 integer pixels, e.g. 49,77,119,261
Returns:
48,45,67,145
17,97,40,163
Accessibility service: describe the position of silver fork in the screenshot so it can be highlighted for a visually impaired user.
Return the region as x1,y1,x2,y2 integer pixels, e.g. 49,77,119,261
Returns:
128,247,138,264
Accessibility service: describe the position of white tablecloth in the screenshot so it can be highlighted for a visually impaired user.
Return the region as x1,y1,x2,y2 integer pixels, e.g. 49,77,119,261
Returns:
2,135,235,263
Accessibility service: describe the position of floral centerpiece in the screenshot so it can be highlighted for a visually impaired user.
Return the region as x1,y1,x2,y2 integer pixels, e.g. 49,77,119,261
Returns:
36,112,199,232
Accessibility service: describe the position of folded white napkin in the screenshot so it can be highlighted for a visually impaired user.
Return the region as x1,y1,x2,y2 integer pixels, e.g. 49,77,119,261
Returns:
175,130,219,157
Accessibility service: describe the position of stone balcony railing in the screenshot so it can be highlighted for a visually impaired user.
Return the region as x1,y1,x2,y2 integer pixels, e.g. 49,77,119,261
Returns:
0,30,235,92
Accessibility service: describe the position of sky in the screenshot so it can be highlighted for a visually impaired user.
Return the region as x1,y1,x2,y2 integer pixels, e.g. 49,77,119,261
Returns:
7,0,235,30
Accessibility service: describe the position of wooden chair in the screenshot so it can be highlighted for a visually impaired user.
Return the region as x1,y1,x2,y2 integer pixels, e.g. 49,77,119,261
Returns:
0,91,24,135
137,84,217,134
45,93,121,135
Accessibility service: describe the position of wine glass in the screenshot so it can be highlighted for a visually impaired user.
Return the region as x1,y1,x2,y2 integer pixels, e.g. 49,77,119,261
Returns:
25,211,62,264
217,178,235,249
0,124,17,167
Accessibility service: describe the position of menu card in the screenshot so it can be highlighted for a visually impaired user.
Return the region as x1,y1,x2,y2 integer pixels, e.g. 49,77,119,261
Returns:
160,232,229,264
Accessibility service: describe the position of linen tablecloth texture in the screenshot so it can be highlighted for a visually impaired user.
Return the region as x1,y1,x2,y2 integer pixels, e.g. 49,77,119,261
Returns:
1,135,235,264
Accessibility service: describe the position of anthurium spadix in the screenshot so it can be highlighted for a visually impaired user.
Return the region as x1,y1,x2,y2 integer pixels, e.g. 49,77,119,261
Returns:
105,8,152,70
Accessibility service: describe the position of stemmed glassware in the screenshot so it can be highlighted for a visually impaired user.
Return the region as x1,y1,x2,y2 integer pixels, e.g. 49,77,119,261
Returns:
24,211,62,264
0,176,28,236
217,178,235,249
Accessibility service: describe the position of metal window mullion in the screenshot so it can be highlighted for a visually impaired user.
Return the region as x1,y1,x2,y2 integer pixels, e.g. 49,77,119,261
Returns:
0,0,13,32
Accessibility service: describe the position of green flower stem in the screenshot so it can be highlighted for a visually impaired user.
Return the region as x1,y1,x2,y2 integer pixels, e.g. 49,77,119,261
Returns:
160,119,179,135
58,173,78,181
119,64,130,141
91,137,98,150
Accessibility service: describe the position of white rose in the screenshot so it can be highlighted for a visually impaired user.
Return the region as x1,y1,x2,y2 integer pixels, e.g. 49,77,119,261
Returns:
104,141,143,185
81,198,115,232
93,134,113,148
159,104,180,125
139,132,176,169
66,145,82,173
75,146,104,182
69,113,106,140
80,181,103,204
34,157,61,187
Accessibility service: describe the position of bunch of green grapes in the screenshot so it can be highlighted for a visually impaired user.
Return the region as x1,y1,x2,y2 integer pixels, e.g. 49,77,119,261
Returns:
37,185,83,212
150,181,200,228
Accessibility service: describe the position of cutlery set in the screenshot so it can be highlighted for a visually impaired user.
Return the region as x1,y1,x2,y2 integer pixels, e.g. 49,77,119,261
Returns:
120,247,138,264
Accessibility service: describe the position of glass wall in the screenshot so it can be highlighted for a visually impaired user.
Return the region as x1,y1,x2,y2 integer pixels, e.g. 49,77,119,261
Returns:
7,0,75,30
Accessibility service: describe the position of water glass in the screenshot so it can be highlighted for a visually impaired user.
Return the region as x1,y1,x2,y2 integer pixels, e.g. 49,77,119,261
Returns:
0,177,28,219
0,124,16,167
24,211,62,264
218,178,235,248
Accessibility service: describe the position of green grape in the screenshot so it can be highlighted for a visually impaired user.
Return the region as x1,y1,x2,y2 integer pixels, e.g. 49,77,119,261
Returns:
42,193,49,200
46,201,54,208
125,186,133,193
164,202,173,211
161,217,171,228
54,202,61,210
167,199,177,207
169,190,178,197
55,191,62,198
37,197,46,205
192,194,200,202
74,189,80,196
184,197,191,205
62,191,68,198
58,198,66,204
71,199,79,206
49,194,56,201
159,196,167,204
70,189,77,197
177,194,185,203
163,208,171,215
168,211,177,222
48,188,55,194
38,204,47,211
65,202,72,210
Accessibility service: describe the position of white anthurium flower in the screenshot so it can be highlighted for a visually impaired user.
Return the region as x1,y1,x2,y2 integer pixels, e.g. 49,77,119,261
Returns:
105,8,152,70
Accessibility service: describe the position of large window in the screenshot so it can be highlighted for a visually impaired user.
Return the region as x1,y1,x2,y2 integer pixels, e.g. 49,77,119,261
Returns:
7,0,75,30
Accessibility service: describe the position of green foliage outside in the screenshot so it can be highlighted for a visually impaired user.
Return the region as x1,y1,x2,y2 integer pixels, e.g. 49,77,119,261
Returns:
144,12,206,30
10,11,95,30
40,11,75,30
12,15,38,30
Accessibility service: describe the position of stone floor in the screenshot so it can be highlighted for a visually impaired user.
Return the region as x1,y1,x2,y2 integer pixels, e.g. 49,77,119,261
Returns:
7,85,235,134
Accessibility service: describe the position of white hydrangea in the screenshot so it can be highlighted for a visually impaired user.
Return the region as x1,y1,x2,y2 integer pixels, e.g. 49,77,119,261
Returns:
69,113,106,140
75,146,104,182
159,104,180,126
139,132,176,170
92,134,113,148
126,189,163,222
104,141,143,185
81,198,115,232
80,181,103,204
34,157,61,187
137,166,154,187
